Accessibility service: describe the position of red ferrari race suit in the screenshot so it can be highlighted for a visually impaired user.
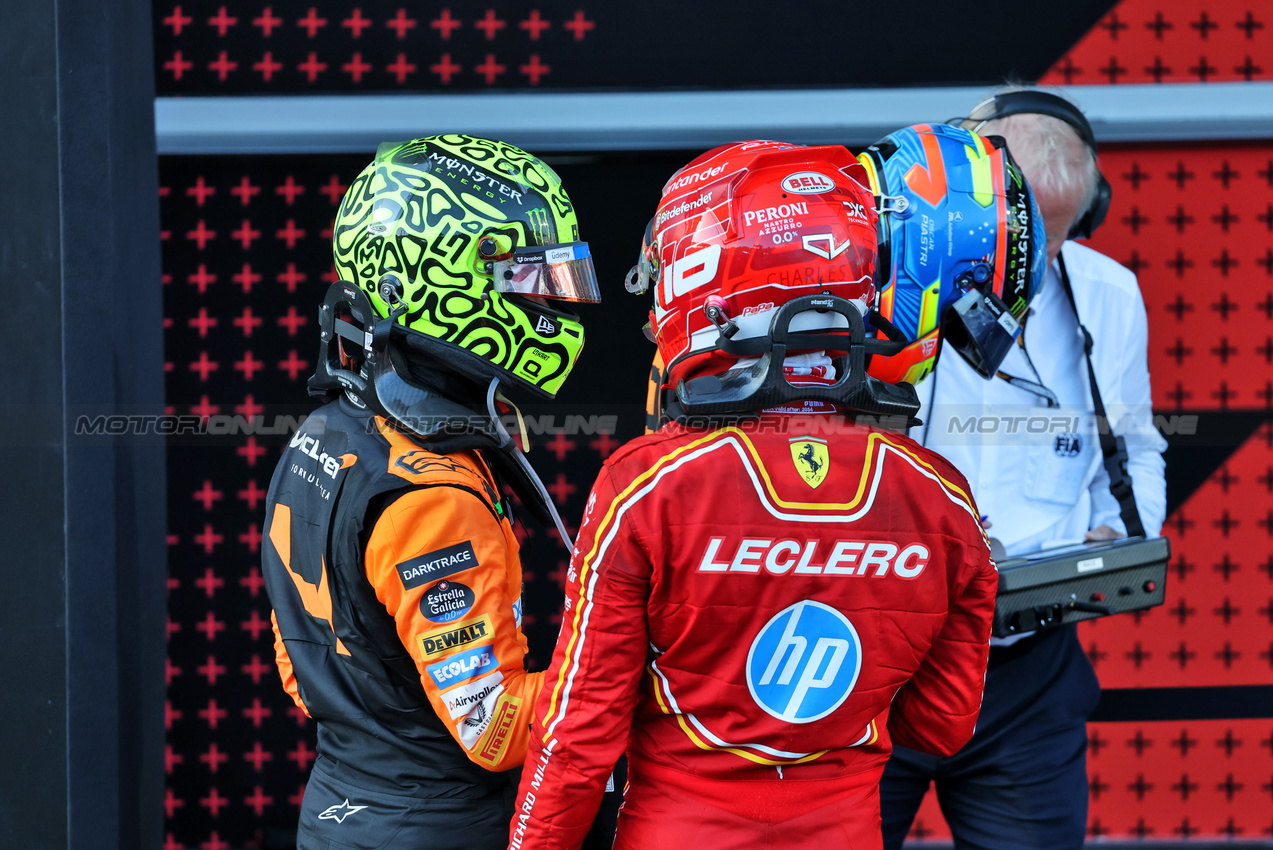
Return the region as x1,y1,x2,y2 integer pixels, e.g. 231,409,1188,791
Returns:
510,412,996,850
264,398,543,849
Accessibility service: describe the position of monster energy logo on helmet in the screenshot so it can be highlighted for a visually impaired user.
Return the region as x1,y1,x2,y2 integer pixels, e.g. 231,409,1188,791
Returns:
1001,160,1037,316
330,134,590,398
526,208,553,245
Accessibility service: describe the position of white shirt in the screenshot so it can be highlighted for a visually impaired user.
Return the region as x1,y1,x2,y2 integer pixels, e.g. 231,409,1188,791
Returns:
911,241,1167,560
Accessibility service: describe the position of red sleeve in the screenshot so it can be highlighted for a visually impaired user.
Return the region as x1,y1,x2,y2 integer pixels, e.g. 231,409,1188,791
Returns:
887,521,997,757
364,484,544,771
509,465,651,850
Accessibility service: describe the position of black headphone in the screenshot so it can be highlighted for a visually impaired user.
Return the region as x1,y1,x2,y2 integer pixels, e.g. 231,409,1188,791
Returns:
965,90,1111,240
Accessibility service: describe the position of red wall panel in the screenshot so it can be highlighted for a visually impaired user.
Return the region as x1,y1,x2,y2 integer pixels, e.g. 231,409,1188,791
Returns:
1041,0,1273,85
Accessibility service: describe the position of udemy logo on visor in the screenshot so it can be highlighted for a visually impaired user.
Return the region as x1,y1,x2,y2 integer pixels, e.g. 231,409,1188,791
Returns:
494,242,601,303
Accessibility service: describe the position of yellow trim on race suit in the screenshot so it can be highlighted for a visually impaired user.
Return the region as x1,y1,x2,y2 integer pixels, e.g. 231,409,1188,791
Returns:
542,426,980,739
644,666,830,766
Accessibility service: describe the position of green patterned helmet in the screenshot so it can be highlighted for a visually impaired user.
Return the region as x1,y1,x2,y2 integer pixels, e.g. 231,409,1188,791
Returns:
332,135,598,398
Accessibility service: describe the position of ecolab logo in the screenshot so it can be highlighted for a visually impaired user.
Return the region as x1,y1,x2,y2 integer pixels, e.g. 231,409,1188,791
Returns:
427,644,499,688
666,163,727,193
698,537,929,578
782,172,835,194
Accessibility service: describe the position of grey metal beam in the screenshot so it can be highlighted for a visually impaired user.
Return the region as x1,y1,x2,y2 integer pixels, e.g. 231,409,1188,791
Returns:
156,82,1273,155
2,0,166,846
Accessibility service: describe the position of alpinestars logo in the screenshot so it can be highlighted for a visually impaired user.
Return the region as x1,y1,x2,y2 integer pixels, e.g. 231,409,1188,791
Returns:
319,799,368,823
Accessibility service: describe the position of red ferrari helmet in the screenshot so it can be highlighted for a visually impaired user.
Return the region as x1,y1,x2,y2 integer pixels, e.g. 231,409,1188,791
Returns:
629,142,877,384
627,141,918,419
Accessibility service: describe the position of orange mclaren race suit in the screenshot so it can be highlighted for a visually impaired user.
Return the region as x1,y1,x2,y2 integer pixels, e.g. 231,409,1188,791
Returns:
264,397,542,850
510,413,997,850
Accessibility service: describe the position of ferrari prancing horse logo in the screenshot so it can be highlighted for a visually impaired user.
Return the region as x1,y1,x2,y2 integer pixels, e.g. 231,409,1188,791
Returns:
789,438,829,489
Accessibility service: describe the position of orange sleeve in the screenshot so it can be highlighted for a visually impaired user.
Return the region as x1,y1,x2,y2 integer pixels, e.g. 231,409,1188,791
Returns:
645,351,666,434
270,609,310,717
364,484,544,771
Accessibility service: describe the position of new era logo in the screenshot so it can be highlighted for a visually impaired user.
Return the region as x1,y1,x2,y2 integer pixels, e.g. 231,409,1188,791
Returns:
535,315,556,334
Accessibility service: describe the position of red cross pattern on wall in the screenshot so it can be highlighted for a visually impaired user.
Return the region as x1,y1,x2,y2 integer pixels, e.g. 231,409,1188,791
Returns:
156,3,597,93
1041,0,1272,84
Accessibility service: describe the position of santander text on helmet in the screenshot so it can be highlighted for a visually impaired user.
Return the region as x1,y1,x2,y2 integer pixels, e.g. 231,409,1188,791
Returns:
666,162,728,194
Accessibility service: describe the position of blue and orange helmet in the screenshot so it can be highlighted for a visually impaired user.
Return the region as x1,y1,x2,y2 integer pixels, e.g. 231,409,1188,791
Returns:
857,124,1046,382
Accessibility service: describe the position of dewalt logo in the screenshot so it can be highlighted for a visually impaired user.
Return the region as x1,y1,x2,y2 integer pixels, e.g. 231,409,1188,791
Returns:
417,615,492,659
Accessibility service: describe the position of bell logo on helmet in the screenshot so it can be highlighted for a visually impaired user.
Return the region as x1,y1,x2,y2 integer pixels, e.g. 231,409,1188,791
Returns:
781,172,835,194
746,600,862,724
801,233,852,261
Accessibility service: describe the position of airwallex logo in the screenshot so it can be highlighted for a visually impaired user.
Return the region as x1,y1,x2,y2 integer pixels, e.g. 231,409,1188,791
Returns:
746,600,862,724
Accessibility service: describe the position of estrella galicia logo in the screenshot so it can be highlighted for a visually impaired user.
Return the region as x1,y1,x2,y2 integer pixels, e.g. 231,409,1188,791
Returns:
421,580,475,623
746,600,862,724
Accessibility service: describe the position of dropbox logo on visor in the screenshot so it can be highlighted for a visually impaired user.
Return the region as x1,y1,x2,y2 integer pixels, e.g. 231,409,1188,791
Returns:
746,600,862,724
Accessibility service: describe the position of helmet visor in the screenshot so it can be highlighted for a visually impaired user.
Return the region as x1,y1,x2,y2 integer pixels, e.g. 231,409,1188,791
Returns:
493,242,601,303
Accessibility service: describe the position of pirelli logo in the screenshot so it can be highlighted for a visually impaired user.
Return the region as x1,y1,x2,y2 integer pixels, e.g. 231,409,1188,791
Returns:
417,615,492,659
476,693,521,765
